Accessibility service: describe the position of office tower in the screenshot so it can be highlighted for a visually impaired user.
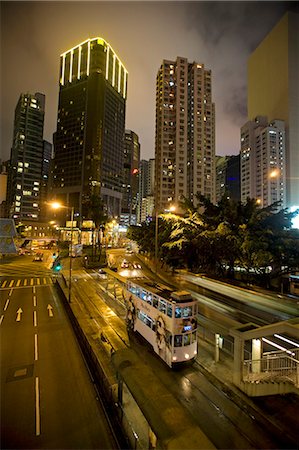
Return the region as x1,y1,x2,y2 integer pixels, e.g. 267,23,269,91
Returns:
7,92,46,221
215,155,240,204
0,160,9,217
121,130,140,226
155,57,215,213
240,116,286,208
50,38,128,220
39,140,52,219
137,158,155,223
247,11,299,208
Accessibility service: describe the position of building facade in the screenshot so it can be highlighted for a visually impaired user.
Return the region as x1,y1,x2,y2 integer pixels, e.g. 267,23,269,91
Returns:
7,92,46,221
121,130,140,226
215,155,240,204
155,57,215,213
247,11,299,209
240,116,286,208
137,158,155,223
50,38,128,221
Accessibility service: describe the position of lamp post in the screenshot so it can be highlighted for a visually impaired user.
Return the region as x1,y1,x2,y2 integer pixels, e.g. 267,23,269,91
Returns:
154,205,176,275
50,202,74,303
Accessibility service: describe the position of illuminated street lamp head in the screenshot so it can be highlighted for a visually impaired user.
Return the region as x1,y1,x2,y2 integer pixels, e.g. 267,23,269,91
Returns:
169,205,176,212
269,169,280,178
50,201,63,210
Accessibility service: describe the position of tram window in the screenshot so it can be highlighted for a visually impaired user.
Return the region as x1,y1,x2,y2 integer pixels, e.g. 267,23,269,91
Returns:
182,306,192,317
141,290,147,301
159,299,166,314
175,307,182,318
147,294,152,305
191,331,197,343
153,295,158,309
138,311,153,329
167,304,173,318
183,334,191,346
174,335,183,347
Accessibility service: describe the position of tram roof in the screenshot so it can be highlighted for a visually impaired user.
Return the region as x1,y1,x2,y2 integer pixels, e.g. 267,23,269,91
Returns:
129,279,193,303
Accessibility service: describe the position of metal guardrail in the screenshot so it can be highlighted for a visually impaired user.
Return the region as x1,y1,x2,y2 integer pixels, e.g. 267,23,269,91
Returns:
243,349,299,387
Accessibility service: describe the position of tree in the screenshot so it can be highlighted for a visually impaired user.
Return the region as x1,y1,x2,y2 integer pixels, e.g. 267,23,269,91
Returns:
85,194,107,258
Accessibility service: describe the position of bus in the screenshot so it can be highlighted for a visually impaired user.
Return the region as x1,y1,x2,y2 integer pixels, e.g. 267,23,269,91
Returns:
123,279,198,367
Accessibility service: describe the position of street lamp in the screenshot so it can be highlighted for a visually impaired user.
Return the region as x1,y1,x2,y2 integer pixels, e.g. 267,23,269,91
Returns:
49,202,74,303
154,205,176,274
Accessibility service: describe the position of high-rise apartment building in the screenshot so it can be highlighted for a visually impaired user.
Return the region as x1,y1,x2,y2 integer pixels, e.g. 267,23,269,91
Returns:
240,116,286,208
121,130,140,226
50,38,128,220
215,155,240,204
155,57,215,213
247,11,299,208
137,158,155,223
7,93,46,221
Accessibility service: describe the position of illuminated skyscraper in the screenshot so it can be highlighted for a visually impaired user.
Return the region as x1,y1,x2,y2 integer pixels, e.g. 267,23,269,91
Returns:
247,11,299,208
240,116,286,209
121,130,140,226
155,57,215,213
7,92,46,221
50,38,128,220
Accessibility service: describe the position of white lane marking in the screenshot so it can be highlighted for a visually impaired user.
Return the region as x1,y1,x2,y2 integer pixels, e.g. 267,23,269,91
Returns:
34,310,37,327
34,334,38,360
16,308,23,322
0,315,4,325
47,304,53,317
35,377,41,436
33,286,36,294
16,280,21,287
33,296,37,307
4,299,10,311
9,280,14,288
9,288,13,296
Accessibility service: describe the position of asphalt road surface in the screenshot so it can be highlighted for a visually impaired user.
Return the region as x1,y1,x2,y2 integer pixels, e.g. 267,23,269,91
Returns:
0,256,119,449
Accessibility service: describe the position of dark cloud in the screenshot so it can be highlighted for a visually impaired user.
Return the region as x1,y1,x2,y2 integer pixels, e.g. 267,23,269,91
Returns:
0,1,295,162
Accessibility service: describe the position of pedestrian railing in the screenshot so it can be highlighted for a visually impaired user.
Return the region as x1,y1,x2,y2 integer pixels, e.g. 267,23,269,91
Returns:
243,348,299,387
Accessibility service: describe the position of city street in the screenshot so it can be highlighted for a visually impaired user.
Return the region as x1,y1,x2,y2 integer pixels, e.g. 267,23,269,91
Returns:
0,256,119,449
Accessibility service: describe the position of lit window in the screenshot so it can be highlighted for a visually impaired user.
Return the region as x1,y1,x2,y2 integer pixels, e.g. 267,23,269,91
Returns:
24,163,29,168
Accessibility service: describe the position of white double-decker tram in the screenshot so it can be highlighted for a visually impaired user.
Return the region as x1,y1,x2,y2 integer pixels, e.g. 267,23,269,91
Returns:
124,279,198,367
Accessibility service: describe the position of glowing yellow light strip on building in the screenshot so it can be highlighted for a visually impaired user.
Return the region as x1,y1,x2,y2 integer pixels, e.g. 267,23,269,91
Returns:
60,37,128,95
106,45,110,80
87,40,91,76
69,50,73,83
61,54,65,85
78,45,81,79
60,38,91,57
112,53,116,87
118,62,121,92
123,70,127,99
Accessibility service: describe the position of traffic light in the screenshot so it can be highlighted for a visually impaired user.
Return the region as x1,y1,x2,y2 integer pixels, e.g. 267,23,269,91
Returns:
52,259,62,271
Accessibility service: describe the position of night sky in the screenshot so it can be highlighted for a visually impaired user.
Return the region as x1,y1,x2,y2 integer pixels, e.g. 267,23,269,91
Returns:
0,1,295,162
